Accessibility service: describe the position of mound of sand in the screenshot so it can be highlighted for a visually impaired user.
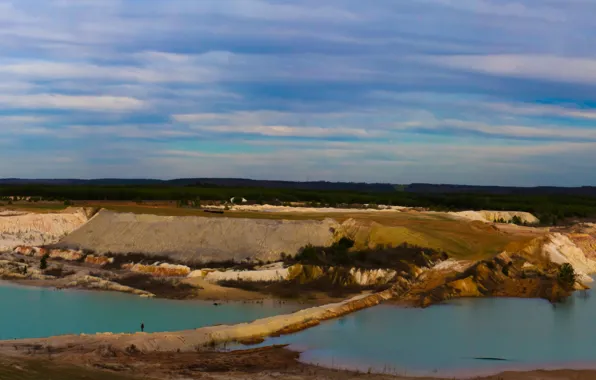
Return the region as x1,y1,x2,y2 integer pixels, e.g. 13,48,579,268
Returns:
449,210,539,224
0,209,89,252
214,204,408,213
542,233,596,285
57,210,339,263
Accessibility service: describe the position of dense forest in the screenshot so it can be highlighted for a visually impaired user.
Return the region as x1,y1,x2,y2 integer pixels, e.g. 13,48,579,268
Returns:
2,183,596,225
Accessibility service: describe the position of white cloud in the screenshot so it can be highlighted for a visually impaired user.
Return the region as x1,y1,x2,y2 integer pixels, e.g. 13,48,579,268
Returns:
192,124,374,138
152,0,359,22
0,94,144,111
62,124,194,139
393,115,596,141
415,0,564,21
486,102,596,120
0,115,48,124
0,58,218,84
424,54,596,84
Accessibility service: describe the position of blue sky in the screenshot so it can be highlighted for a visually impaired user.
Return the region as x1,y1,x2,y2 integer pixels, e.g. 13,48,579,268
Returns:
2,0,596,185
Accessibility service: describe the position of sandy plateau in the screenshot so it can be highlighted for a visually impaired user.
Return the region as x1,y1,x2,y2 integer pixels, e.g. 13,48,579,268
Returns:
2,205,596,379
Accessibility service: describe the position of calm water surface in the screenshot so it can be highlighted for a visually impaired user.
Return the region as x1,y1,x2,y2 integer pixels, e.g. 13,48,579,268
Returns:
4,281,596,377
0,282,299,340
256,290,596,377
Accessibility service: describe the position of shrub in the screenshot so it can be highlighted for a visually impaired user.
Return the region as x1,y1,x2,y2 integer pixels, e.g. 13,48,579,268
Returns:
332,237,355,251
558,263,576,288
296,244,318,262
511,215,523,225
40,254,49,270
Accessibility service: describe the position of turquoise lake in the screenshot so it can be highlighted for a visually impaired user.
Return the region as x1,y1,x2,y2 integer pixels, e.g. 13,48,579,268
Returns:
0,282,299,340
3,281,596,378
257,289,596,377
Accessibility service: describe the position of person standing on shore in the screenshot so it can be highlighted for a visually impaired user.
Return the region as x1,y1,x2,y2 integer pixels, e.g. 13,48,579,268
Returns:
141,322,145,332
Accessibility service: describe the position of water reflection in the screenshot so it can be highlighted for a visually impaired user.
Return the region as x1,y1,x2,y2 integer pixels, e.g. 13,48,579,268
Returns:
258,287,596,377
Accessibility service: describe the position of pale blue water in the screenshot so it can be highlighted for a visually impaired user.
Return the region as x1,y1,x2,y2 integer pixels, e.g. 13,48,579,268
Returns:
254,290,596,377
0,282,299,340
5,281,596,377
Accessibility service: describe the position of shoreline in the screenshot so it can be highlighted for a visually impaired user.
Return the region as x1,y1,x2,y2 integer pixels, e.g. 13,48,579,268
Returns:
2,280,596,379
0,290,394,354
3,344,596,380
292,349,596,379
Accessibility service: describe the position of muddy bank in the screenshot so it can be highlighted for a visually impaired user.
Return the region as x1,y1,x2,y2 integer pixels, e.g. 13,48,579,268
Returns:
3,345,596,380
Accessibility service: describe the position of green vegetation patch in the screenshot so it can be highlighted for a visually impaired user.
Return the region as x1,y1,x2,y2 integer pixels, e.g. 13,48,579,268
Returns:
2,184,596,225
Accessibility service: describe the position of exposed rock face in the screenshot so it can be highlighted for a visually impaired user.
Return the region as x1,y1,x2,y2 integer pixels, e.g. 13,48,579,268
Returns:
13,246,39,256
540,233,596,285
566,224,596,260
49,249,83,261
200,263,289,283
123,263,191,277
350,268,397,286
405,256,570,308
401,238,586,308
14,246,83,261
57,210,339,263
85,255,114,266
449,210,539,224
193,263,397,286
286,265,399,286
0,209,88,252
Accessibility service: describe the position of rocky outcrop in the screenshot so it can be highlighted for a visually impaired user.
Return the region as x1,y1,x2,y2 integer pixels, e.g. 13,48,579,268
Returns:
566,224,596,260
449,210,539,224
402,241,582,307
0,209,89,252
199,263,289,283
57,210,339,263
49,249,84,261
123,263,191,277
85,255,114,266
58,275,155,297
539,233,596,285
350,268,397,286
192,263,397,286
14,246,84,261
286,264,399,286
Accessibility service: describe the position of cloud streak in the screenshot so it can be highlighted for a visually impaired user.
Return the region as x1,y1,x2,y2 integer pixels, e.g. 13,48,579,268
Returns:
0,0,595,185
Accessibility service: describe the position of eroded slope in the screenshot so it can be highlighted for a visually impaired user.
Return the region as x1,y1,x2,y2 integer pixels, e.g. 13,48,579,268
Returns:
0,209,89,251
58,210,339,263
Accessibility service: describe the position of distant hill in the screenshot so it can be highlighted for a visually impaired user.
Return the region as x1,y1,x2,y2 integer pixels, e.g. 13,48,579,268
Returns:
0,178,396,192
406,183,596,196
1,178,596,196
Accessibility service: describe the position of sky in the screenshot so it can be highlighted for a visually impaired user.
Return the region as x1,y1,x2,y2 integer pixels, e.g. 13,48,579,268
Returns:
1,0,596,186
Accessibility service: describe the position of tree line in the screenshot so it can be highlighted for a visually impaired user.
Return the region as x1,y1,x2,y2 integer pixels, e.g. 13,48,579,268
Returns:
2,184,596,225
